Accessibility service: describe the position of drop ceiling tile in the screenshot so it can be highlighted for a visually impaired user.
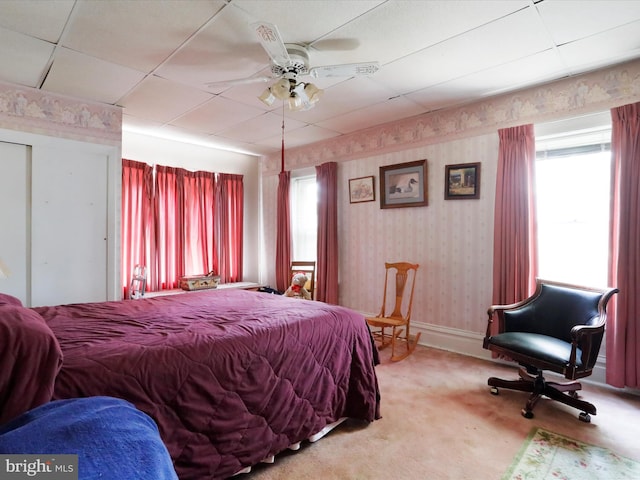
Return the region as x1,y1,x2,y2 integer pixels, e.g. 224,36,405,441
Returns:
170,95,266,134
206,135,272,156
122,113,165,133
558,20,640,73
260,124,341,150
0,0,74,43
372,7,553,96
119,75,213,124
406,49,567,110
156,5,266,88
308,0,530,68
537,0,640,46
218,111,307,143
150,124,259,155
0,27,55,87
316,96,426,134
61,0,227,72
43,47,145,104
230,0,386,44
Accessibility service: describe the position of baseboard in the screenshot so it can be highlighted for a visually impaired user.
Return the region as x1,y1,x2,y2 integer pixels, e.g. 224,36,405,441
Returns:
412,321,490,361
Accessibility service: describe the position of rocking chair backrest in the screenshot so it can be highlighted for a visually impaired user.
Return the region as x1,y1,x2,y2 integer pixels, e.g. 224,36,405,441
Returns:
380,262,419,320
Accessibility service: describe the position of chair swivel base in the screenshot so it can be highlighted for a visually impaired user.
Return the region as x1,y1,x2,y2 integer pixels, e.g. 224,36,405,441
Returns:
487,367,596,422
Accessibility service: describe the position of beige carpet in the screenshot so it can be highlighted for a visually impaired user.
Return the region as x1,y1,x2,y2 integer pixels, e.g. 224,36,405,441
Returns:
245,346,640,480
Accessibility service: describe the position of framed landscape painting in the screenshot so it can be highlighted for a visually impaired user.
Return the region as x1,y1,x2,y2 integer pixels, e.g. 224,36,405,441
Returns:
444,162,480,200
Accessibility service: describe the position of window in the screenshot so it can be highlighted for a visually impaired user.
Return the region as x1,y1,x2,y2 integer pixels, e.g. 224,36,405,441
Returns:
534,115,611,288
290,174,317,262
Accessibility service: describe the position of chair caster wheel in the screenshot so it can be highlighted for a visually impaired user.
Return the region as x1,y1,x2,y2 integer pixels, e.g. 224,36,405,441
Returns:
490,387,499,395
579,412,591,423
521,409,534,419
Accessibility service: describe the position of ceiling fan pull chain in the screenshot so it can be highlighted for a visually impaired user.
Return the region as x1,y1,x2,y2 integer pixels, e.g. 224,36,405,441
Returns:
281,102,285,173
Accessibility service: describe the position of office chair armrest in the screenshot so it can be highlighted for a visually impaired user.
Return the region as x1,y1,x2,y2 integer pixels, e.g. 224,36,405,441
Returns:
570,323,605,373
487,296,535,316
485,300,525,338
485,292,541,337
570,323,605,339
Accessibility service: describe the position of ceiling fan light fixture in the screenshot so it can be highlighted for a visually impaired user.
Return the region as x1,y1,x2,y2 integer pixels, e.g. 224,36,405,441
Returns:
271,78,292,100
258,87,276,106
287,95,305,111
303,83,323,104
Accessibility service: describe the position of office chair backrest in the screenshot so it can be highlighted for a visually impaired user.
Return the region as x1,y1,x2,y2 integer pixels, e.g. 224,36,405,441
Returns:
504,284,603,341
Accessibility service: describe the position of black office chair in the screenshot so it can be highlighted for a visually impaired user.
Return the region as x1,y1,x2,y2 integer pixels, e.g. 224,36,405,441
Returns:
483,278,618,422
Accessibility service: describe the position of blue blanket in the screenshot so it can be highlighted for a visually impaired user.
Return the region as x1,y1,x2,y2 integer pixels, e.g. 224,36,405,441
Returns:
0,396,177,480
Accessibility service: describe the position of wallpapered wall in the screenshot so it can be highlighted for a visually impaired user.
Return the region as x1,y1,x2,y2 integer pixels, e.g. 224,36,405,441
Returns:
338,134,498,334
261,134,498,337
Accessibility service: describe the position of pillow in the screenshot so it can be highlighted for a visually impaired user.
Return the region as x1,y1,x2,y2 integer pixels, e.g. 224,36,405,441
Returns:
0,293,22,307
0,305,63,424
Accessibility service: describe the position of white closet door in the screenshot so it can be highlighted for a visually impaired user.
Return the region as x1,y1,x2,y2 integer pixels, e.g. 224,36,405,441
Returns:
0,142,29,304
31,147,108,306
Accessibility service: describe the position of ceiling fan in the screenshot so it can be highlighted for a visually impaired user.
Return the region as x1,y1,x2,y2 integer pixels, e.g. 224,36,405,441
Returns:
208,21,380,111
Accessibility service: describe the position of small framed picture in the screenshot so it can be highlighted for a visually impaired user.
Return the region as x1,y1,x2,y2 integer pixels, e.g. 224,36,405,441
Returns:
379,159,428,209
349,176,375,203
445,162,481,200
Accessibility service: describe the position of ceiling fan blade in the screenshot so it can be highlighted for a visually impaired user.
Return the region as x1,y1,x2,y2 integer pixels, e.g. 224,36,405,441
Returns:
250,21,291,67
310,38,360,51
206,76,273,88
309,62,380,79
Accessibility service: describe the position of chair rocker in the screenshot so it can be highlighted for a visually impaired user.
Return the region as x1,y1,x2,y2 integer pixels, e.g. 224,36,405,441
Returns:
483,278,618,422
366,262,420,362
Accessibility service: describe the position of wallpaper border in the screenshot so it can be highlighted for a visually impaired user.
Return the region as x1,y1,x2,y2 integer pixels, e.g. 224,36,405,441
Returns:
0,80,122,146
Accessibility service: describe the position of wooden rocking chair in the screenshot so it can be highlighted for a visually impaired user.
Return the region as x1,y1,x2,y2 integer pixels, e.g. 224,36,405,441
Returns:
366,262,421,361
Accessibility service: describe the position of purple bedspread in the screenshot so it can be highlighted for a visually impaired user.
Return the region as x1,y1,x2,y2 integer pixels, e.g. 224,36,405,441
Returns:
33,290,380,479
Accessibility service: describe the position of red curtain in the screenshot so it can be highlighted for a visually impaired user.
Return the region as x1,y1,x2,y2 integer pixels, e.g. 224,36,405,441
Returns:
183,170,218,277
491,124,537,330
122,161,243,296
275,171,291,292
216,173,244,283
607,102,640,388
121,160,153,298
315,162,339,304
154,165,184,290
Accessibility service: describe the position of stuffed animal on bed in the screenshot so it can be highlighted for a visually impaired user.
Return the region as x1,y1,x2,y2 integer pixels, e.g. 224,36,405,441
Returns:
284,273,311,300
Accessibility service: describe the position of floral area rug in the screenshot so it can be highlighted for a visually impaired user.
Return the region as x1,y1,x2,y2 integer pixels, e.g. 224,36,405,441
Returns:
503,427,640,480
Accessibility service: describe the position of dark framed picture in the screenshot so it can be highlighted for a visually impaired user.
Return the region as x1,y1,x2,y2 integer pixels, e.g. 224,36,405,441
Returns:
379,159,428,209
444,162,481,200
349,175,375,203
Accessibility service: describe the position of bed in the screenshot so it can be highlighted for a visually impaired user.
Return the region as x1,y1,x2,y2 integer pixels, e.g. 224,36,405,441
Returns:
1,289,380,479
